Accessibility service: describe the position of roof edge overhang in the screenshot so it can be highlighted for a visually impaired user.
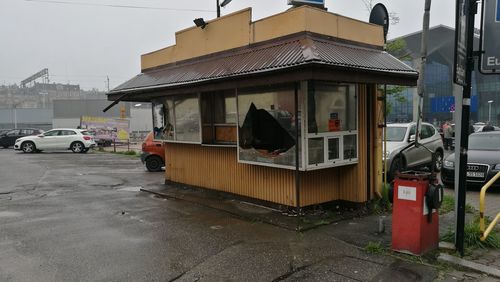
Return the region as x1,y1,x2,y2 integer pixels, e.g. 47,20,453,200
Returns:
107,31,417,102
107,63,417,102
141,31,385,73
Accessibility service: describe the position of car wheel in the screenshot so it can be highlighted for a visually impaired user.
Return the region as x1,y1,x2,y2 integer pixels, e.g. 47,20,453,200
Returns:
21,141,36,153
433,150,443,172
145,155,163,172
71,141,84,153
389,157,404,181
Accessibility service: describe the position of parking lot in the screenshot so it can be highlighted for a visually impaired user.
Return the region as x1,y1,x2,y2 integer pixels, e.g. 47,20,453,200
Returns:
442,150,500,218
0,148,442,281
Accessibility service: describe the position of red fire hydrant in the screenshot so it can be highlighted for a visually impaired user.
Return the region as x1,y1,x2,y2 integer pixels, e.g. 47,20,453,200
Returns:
391,171,442,255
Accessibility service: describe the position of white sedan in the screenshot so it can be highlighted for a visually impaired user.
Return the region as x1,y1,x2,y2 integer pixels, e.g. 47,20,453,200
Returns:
14,128,96,153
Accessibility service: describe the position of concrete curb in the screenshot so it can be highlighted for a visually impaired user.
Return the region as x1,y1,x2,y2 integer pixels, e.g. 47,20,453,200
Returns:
438,253,500,278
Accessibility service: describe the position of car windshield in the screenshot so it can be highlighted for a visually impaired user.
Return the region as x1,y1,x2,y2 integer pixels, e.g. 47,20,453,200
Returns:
385,127,408,142
469,134,500,150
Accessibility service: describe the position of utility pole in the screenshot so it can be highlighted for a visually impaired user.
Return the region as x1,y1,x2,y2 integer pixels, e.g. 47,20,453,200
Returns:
106,76,110,92
415,0,432,144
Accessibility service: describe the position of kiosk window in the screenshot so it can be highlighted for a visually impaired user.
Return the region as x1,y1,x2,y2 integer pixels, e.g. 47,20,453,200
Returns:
237,87,302,168
152,95,200,143
306,82,358,168
152,98,175,141
175,95,201,142
200,91,237,145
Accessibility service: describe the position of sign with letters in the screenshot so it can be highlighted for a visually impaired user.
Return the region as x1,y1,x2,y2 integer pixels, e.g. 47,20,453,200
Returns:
480,0,500,73
454,0,471,85
287,0,324,7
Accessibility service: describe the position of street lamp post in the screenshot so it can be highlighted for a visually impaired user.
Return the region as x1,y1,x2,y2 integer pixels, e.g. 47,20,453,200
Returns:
488,100,493,123
216,0,232,18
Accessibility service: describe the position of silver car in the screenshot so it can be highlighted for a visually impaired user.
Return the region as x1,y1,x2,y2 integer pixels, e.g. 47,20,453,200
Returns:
384,122,444,180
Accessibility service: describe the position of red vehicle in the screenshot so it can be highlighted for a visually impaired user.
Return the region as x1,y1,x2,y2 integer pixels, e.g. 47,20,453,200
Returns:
140,132,165,172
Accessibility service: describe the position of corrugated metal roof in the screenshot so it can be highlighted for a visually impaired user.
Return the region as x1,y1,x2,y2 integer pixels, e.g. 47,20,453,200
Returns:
110,33,417,94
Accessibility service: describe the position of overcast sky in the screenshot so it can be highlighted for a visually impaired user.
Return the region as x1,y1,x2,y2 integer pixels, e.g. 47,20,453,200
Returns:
0,0,476,90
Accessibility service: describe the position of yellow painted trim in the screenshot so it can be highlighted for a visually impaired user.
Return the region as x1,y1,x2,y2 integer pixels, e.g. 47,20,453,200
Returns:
479,171,500,241
140,6,384,71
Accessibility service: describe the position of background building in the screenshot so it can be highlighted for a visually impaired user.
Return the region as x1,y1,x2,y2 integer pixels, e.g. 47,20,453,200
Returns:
388,25,500,125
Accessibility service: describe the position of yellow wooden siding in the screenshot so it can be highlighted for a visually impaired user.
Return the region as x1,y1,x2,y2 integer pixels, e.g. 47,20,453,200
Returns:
165,85,375,207
166,144,296,206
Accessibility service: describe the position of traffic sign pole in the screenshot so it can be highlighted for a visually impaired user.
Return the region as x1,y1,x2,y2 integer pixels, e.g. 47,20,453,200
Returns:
455,0,477,257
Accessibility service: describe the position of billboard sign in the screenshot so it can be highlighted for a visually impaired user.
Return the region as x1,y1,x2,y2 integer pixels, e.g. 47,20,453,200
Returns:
287,0,324,7
80,116,130,142
454,0,472,86
480,0,500,73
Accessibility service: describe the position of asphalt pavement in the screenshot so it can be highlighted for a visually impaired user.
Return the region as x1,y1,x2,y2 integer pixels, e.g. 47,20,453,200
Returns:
0,148,438,281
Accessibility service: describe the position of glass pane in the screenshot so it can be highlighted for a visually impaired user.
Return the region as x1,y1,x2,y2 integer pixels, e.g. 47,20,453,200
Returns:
201,91,237,144
237,88,301,167
328,138,339,160
308,138,324,165
225,94,237,124
308,83,357,133
344,134,357,160
174,95,200,142
152,98,175,141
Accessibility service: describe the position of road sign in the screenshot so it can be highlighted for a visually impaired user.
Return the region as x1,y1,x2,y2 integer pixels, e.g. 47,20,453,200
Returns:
454,0,473,86
287,0,324,7
480,0,500,73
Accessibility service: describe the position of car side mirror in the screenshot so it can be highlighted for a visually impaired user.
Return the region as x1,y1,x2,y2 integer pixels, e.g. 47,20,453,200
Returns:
38,134,44,138
409,134,416,142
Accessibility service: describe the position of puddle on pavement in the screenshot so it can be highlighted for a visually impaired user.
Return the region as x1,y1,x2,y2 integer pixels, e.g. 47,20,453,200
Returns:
0,211,23,218
117,186,143,192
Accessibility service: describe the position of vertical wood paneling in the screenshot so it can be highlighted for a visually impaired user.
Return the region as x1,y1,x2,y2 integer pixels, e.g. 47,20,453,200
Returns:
164,84,376,207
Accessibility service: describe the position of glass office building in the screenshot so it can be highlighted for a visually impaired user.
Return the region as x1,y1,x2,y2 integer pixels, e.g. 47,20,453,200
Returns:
388,25,500,126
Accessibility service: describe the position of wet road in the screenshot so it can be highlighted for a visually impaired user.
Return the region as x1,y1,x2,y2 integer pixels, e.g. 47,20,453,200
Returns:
0,149,435,281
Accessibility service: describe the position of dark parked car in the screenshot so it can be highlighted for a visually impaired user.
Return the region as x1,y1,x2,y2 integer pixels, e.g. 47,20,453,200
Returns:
0,129,12,136
0,128,43,148
442,131,500,188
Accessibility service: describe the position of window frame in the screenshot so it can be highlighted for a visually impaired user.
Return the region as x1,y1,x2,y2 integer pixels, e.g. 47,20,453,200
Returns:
151,94,202,145
200,90,237,146
235,84,305,170
304,81,359,170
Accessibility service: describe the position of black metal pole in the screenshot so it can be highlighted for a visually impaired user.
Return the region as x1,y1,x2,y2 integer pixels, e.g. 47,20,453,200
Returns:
216,0,220,18
294,82,301,230
456,0,477,257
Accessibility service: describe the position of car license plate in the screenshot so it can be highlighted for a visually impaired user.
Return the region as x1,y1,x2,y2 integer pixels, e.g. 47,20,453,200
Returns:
466,171,484,178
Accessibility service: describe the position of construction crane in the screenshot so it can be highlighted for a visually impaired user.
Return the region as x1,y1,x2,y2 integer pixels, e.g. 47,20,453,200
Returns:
20,68,49,88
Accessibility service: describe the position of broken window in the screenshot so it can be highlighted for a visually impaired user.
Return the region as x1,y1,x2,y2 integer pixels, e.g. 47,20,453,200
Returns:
152,98,174,141
151,95,201,143
237,87,302,168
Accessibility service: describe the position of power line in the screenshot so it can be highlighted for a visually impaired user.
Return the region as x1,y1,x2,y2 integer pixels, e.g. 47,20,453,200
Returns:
24,0,215,13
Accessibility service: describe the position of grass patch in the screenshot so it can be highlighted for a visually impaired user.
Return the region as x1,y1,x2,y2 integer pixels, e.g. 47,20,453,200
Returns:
364,241,385,254
439,195,475,215
121,150,137,156
440,195,455,215
441,216,500,249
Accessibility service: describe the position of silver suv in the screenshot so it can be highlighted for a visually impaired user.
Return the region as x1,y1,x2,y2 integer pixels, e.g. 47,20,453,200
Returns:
384,122,444,180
